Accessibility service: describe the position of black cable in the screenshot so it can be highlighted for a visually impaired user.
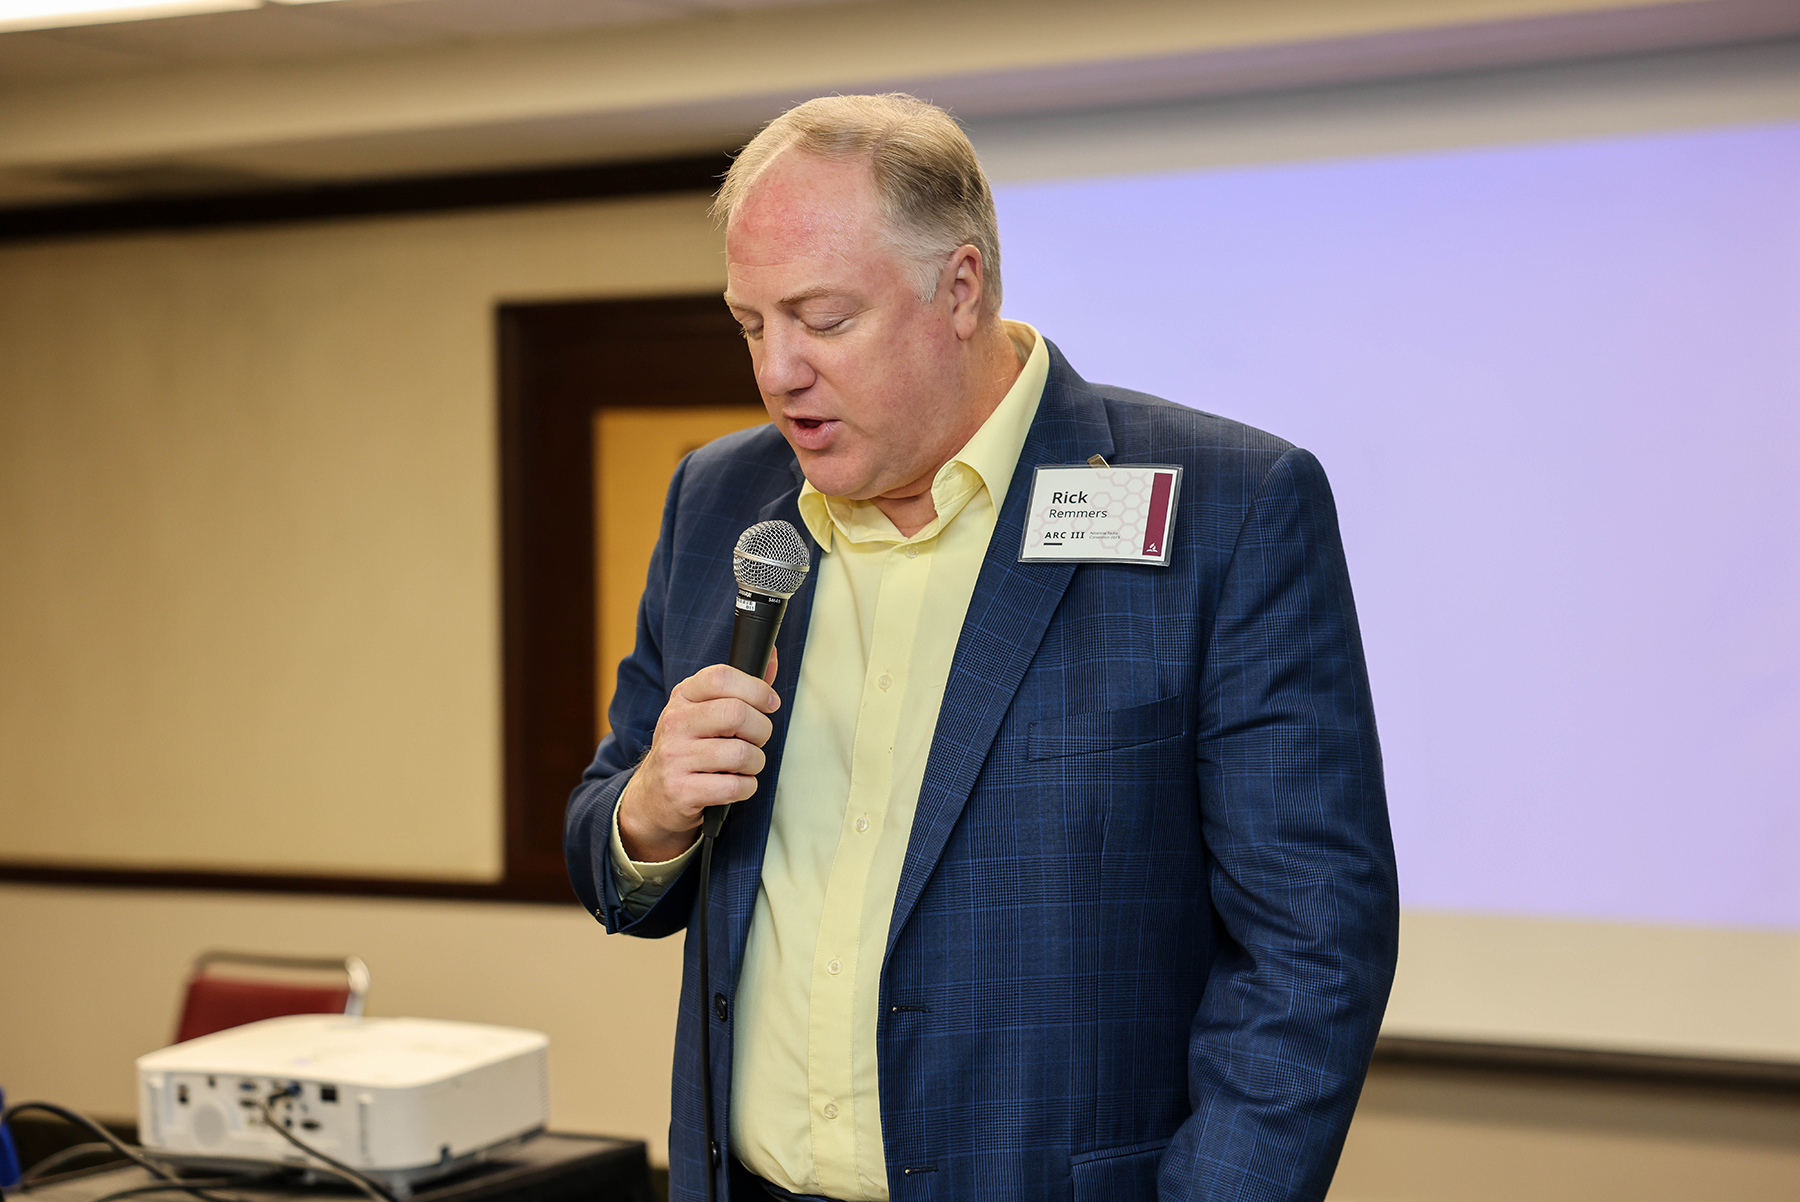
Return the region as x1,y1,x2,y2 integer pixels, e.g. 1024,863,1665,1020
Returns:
21,1141,123,1182
87,1170,285,1202
1,1102,251,1202
254,1092,394,1202
696,829,719,1202
3,1103,185,1187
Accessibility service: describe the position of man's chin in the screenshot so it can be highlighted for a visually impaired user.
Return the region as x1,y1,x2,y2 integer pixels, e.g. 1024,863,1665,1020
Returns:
792,451,871,500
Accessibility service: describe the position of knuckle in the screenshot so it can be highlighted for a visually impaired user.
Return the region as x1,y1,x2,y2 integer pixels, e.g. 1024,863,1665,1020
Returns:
657,704,691,737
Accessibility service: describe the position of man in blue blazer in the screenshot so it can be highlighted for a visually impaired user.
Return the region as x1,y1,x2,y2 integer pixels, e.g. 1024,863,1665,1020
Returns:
566,94,1397,1202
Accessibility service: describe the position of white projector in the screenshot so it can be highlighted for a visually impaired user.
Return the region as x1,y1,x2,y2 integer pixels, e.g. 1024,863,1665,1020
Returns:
137,1015,549,1196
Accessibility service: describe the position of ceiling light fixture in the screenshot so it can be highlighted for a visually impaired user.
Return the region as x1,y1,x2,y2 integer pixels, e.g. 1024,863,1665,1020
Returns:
0,0,352,34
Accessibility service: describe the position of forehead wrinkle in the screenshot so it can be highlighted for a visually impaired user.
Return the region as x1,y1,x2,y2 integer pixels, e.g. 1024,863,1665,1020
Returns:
723,285,846,312
780,286,840,307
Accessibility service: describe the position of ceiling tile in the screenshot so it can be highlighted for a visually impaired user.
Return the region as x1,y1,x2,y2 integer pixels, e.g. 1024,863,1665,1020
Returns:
691,0,882,11
188,102,748,180
0,28,169,86
41,3,436,65
0,0,886,91
330,0,677,38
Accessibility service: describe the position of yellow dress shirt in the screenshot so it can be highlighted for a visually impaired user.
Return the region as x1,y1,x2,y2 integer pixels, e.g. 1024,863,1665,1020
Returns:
614,321,1048,1201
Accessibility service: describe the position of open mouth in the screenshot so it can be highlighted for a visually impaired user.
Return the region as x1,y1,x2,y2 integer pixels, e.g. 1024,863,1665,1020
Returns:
785,416,839,451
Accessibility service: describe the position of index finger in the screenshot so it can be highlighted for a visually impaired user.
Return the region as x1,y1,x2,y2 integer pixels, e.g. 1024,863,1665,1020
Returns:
675,663,781,713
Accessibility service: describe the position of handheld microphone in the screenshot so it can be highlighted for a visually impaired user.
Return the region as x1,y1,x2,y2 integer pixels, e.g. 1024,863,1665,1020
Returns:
726,518,811,677
703,520,810,840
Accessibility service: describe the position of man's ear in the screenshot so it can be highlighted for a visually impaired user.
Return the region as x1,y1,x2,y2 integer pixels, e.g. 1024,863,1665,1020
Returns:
945,245,985,341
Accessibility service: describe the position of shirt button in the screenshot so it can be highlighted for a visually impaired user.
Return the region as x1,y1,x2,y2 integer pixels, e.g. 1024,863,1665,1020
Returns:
878,673,892,691
904,545,919,559
855,816,869,833
827,959,842,975
823,1103,839,1120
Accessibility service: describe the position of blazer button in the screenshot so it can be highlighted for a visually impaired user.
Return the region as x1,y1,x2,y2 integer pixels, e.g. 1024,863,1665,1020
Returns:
713,993,729,1022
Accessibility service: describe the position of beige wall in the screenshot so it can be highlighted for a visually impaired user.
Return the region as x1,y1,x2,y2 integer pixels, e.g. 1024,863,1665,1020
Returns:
0,193,725,878
1332,1055,1800,1201
1388,912,1800,1063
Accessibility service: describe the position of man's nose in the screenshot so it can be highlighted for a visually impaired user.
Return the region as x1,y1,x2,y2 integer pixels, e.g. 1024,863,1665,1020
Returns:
755,322,817,396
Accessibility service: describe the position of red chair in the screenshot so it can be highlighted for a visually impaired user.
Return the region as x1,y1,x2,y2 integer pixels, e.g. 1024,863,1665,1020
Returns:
174,951,370,1044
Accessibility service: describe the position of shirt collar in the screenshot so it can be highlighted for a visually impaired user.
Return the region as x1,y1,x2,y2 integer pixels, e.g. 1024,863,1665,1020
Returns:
798,320,1048,551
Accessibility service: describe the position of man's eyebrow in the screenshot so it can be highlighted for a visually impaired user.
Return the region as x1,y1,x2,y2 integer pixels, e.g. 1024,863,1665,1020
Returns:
722,286,841,310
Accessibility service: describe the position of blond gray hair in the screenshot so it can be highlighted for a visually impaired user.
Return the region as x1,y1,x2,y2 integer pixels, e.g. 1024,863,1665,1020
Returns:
713,93,1002,314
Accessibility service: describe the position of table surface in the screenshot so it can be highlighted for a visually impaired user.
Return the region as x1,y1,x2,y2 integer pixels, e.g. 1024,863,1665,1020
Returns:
5,1133,654,1202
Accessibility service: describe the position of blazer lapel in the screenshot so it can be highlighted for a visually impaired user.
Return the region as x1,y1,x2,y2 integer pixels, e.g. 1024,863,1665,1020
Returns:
885,343,1115,958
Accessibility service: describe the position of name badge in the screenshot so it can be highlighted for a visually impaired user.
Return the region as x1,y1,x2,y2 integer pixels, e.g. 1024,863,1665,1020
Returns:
1018,463,1182,566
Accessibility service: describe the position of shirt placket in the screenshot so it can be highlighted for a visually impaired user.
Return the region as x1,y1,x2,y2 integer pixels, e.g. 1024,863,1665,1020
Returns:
805,533,932,1199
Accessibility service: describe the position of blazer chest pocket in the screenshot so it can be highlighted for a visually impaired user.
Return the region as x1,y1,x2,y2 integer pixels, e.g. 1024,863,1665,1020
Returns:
1028,694,1186,761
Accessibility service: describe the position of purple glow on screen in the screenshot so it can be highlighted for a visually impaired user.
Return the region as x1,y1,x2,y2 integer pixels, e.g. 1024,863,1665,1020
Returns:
992,123,1800,929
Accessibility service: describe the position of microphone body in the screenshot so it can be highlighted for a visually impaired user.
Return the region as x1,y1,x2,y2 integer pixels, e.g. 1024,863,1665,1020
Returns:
727,587,788,679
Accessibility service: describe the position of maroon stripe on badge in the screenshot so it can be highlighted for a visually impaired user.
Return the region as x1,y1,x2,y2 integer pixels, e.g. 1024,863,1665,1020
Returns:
1142,471,1174,558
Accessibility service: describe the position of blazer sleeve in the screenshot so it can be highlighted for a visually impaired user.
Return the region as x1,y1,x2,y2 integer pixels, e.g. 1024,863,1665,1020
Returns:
564,455,704,939
1161,446,1399,1201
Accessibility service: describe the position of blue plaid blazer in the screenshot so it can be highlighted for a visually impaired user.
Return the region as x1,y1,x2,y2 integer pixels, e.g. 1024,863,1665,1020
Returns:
566,342,1398,1202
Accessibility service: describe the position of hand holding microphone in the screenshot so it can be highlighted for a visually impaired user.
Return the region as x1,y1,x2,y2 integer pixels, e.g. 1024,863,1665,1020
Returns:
615,521,809,861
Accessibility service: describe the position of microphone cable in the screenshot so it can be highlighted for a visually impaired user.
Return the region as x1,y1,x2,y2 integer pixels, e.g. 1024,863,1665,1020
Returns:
695,520,809,1202
696,825,721,1202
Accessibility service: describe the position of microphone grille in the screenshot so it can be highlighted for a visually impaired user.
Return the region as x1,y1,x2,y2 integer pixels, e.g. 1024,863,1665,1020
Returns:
733,520,810,598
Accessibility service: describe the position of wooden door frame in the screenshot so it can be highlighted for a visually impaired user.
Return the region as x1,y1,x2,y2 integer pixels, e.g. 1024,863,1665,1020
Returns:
497,294,759,902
